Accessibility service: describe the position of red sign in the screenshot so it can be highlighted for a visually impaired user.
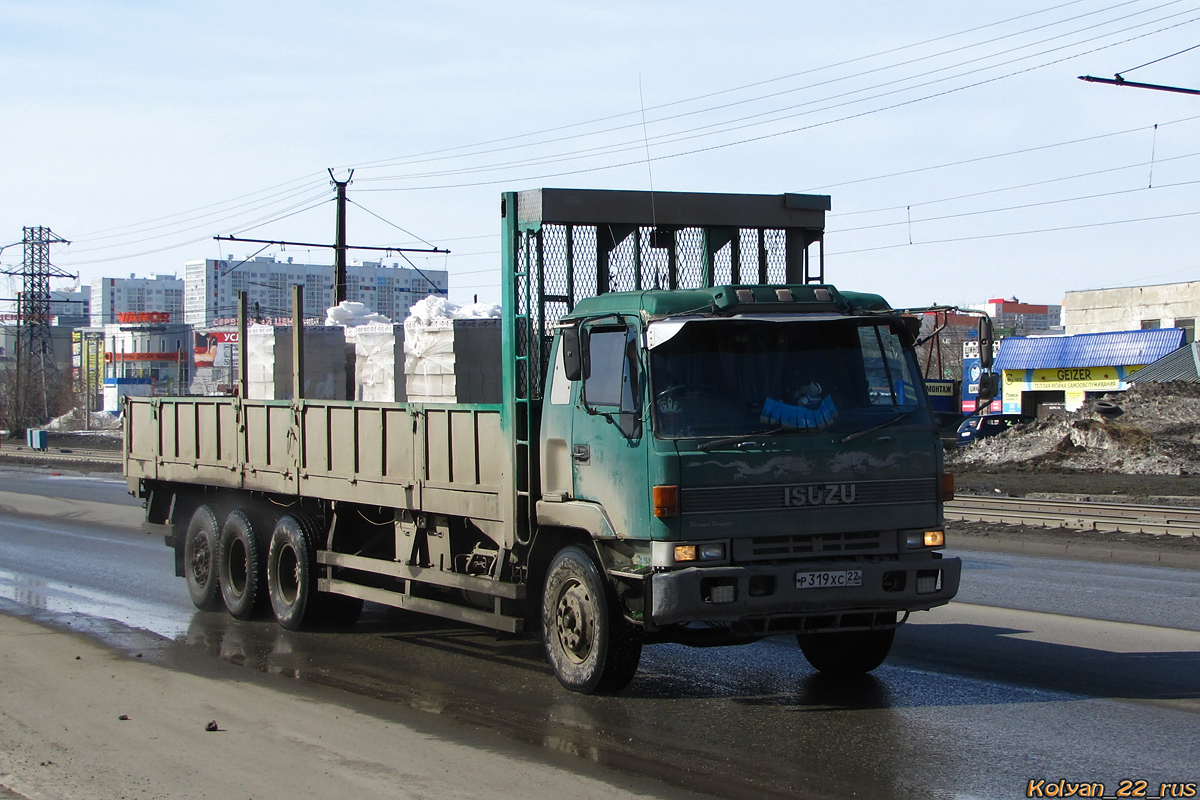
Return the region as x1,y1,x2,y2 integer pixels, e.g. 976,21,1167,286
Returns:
116,311,173,323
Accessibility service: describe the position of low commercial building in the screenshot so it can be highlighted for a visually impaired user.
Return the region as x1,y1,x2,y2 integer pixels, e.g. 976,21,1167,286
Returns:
994,328,1184,416
101,322,192,411
1064,281,1200,341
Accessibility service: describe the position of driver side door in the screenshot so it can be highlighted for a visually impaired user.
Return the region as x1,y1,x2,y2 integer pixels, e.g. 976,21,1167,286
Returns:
571,322,648,539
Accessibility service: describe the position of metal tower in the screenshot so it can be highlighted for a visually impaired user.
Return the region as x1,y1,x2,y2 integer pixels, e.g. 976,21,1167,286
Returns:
1,227,73,428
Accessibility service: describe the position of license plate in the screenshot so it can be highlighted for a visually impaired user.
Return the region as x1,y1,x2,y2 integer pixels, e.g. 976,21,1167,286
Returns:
795,569,862,589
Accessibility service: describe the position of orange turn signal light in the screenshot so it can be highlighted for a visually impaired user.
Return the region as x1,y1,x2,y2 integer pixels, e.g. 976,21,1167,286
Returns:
654,485,679,518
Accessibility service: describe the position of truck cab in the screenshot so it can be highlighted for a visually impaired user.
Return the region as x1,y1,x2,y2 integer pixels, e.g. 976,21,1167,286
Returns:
533,283,959,689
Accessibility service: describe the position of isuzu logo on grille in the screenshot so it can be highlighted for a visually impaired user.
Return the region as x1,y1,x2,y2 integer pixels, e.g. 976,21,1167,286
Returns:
680,478,934,514
783,483,858,507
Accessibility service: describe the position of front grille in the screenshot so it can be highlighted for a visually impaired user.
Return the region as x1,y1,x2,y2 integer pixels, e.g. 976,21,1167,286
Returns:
681,478,936,515
734,530,888,562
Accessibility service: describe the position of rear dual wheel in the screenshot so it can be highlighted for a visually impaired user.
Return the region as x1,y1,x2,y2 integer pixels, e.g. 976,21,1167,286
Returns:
266,514,362,631
184,505,223,611
218,510,263,620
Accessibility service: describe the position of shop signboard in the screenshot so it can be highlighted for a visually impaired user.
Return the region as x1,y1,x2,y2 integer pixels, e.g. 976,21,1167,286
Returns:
1000,365,1144,413
923,379,958,414
194,330,239,368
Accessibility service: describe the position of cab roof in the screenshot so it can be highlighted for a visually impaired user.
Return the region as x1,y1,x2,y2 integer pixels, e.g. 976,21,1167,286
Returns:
564,285,891,320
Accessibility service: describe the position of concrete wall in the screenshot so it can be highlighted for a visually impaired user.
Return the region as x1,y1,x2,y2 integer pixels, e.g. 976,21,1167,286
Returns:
1063,281,1200,338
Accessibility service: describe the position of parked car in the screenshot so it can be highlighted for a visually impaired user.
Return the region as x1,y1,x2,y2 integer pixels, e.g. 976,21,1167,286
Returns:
956,413,1035,446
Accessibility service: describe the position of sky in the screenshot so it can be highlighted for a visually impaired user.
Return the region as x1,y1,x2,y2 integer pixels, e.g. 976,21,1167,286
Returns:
1,0,1199,314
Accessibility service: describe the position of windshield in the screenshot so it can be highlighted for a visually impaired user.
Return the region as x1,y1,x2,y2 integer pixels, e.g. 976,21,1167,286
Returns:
649,318,925,439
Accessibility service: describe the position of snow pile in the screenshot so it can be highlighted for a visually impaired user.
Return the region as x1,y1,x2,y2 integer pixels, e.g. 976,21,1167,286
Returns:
44,409,122,431
325,301,391,327
401,296,502,404
404,296,500,328
948,382,1200,475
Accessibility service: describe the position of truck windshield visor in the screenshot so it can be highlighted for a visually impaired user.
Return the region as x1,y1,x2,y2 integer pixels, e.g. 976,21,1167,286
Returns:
648,317,925,439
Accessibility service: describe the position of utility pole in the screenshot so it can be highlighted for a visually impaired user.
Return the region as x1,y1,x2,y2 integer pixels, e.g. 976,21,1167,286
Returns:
331,168,352,304
215,171,448,323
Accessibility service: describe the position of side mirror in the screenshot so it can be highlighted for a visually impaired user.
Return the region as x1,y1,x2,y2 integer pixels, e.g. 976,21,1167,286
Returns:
561,325,583,381
978,317,995,370
901,316,921,346
977,372,1001,403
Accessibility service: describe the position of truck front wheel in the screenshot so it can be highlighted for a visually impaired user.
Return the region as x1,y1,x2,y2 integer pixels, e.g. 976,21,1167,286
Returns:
184,505,223,611
797,629,895,676
542,545,642,694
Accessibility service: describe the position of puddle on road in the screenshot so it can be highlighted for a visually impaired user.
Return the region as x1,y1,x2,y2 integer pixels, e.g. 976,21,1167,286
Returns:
0,567,192,639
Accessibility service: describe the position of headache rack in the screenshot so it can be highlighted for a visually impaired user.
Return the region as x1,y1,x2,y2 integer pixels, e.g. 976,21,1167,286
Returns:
501,188,832,549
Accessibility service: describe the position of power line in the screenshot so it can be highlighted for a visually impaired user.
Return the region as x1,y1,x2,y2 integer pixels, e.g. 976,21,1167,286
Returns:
1117,40,1200,73
71,174,327,241
347,0,1140,174
830,177,1200,234
828,207,1200,255
62,187,332,256
355,4,1200,184
355,14,1200,192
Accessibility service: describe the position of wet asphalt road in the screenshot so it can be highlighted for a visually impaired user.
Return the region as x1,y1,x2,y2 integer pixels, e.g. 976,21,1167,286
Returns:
0,469,1197,799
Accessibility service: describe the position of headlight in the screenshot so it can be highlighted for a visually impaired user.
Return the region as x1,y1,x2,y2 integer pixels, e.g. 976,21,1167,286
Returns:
674,545,697,562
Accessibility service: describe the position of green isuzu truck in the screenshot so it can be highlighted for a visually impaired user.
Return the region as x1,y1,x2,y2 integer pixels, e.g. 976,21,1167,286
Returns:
125,188,961,694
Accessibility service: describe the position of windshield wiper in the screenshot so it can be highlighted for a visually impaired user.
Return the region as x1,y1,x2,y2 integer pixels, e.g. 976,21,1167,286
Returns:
839,408,920,444
697,428,787,452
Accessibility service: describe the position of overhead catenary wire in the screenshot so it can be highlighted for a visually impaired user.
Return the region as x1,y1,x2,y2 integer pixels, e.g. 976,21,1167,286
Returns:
62,188,333,257
354,4,1200,185
355,15,1200,193
346,0,1155,174
828,207,1200,256
42,2,1200,275
71,174,328,242
1117,40,1200,73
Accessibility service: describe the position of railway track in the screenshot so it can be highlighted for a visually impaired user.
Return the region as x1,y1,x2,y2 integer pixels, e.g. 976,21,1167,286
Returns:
946,495,1200,537
0,446,122,466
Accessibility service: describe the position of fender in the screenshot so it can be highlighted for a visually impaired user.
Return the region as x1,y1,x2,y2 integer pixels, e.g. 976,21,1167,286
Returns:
536,499,620,539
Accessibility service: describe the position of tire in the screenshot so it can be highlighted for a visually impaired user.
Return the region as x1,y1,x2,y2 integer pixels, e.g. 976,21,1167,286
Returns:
798,629,895,676
542,545,642,694
184,505,224,611
266,514,320,631
218,509,263,620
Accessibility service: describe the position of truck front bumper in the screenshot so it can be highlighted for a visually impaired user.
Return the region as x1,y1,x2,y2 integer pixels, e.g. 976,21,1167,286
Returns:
648,556,961,629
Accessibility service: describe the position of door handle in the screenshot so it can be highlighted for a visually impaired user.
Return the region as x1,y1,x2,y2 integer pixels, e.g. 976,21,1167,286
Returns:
572,444,591,465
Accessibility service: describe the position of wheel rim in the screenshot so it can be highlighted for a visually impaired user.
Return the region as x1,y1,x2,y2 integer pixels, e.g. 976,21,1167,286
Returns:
227,538,248,597
554,578,596,664
189,537,211,586
276,543,299,605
